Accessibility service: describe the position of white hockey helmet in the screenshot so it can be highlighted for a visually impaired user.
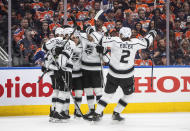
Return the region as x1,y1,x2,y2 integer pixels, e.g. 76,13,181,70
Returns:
64,27,74,36
119,27,132,38
55,27,64,35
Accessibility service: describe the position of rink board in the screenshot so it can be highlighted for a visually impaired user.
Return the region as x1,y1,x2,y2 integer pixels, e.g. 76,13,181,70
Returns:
0,66,190,116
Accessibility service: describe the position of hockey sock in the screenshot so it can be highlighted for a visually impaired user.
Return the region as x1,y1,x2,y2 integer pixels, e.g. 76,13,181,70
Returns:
74,90,83,109
114,95,129,113
51,89,59,110
62,91,70,112
95,93,113,114
84,88,95,110
94,88,102,103
56,91,66,113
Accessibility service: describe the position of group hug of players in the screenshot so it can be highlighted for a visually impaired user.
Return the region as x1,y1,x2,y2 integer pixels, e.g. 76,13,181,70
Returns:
34,18,157,123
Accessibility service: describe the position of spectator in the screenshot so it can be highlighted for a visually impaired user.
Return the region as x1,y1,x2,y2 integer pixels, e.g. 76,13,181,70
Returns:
182,2,190,19
101,9,116,31
131,29,138,38
135,49,153,66
38,0,52,12
134,22,146,37
124,0,138,20
94,1,101,13
135,8,151,32
49,12,61,32
13,18,29,45
151,8,166,31
101,0,114,10
159,52,167,66
174,53,185,65
123,12,135,28
19,29,39,66
154,39,166,63
25,9,36,28
184,22,190,40
115,20,123,32
176,9,186,30
49,32,55,39
178,38,190,65
11,10,19,31
38,21,51,39
173,18,184,45
6,0,190,67
114,8,124,21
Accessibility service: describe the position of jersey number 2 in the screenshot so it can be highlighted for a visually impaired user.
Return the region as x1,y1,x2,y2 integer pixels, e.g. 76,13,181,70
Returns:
120,50,130,63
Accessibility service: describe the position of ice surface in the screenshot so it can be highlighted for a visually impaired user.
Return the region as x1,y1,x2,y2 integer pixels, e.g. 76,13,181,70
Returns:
0,113,190,131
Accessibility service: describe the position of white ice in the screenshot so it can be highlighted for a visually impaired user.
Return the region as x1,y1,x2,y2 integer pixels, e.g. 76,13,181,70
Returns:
0,113,190,131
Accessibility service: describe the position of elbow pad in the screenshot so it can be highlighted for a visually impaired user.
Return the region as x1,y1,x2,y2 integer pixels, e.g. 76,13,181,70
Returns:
143,32,155,48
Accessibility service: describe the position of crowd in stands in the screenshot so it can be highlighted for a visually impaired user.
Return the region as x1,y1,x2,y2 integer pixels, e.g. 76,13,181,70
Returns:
0,0,190,67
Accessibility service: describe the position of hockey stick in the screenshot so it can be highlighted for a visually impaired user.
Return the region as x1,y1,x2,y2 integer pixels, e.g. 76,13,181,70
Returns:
0,46,9,62
37,69,48,83
49,49,89,121
97,37,106,88
61,71,91,121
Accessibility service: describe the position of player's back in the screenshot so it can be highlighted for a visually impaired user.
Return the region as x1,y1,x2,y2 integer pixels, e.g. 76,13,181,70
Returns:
103,37,147,78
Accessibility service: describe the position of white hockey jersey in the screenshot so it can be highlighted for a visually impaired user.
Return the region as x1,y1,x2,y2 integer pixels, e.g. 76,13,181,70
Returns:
42,37,75,72
80,32,103,71
71,43,83,78
103,36,153,78
57,40,76,72
43,37,64,51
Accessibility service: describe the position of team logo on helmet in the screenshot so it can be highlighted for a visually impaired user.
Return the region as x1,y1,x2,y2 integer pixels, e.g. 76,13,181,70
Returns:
72,52,80,62
85,45,94,55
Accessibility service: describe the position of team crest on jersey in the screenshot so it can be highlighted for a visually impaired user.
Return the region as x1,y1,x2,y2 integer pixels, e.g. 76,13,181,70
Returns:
72,52,80,62
85,45,94,55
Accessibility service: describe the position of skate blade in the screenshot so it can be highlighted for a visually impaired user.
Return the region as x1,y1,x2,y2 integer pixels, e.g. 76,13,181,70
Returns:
74,116,82,119
51,118,69,123
49,118,54,123
111,119,125,124
83,117,93,121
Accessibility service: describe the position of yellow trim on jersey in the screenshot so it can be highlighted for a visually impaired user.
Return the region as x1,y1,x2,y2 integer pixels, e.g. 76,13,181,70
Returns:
0,102,190,116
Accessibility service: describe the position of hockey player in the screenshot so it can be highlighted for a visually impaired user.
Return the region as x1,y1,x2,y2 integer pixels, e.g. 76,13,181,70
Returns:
70,32,84,118
57,27,77,119
91,27,157,121
34,37,60,122
42,27,76,122
79,29,104,119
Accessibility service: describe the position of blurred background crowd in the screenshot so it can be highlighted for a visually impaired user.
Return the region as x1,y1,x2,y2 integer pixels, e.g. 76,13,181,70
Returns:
0,0,190,67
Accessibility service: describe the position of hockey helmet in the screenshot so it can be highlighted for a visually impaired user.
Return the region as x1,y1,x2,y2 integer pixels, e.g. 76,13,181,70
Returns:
55,27,64,35
64,27,74,36
119,27,132,38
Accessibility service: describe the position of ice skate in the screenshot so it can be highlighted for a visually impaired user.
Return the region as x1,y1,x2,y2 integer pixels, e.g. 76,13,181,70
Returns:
52,111,69,123
92,112,102,122
83,109,95,121
49,108,55,122
112,111,125,121
74,109,82,118
60,110,70,119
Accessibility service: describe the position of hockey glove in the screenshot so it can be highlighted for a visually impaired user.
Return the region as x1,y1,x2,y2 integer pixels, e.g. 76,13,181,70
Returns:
96,45,104,54
52,46,63,56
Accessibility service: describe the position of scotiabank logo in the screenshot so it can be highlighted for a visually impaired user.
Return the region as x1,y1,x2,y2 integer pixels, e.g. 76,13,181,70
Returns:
0,76,53,98
0,76,190,98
